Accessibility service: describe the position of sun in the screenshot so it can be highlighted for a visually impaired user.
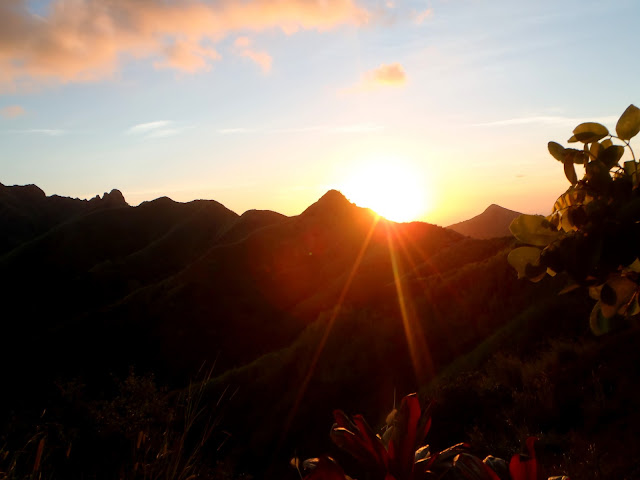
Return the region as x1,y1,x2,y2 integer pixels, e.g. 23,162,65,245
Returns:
337,158,430,222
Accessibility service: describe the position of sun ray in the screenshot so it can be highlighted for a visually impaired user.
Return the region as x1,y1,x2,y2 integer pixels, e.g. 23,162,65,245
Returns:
275,214,381,457
389,225,477,361
385,222,435,384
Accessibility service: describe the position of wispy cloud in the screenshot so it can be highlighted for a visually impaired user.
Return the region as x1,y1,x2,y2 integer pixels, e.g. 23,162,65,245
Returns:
1,105,26,118
412,8,433,25
127,120,190,139
0,0,368,91
127,121,172,135
29,128,64,136
473,115,619,128
145,127,189,139
1,128,65,136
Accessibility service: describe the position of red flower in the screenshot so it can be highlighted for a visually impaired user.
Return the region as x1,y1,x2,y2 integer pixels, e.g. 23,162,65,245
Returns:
327,393,432,480
509,437,540,480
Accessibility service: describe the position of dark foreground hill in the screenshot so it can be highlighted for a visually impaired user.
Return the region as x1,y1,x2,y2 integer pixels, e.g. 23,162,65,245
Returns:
447,203,522,239
1,188,469,386
1,183,632,479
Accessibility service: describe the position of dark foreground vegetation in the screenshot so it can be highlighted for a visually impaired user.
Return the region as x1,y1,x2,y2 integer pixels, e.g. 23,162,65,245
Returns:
2,105,640,479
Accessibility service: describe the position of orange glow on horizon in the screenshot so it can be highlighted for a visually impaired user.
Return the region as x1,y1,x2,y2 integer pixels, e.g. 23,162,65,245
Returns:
337,157,432,222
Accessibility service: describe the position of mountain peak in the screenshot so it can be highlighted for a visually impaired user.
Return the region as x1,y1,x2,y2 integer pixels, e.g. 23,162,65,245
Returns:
447,204,522,239
300,189,363,220
484,203,518,214
317,189,349,204
103,189,128,206
89,188,128,207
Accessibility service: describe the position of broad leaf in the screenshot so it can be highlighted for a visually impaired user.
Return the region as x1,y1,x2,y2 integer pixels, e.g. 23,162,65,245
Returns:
303,456,348,480
599,276,638,318
599,145,625,169
331,412,388,469
388,394,423,480
510,214,560,246
624,161,638,186
509,438,538,480
616,104,640,140
567,148,586,164
627,258,640,273
564,161,578,185
626,296,640,317
571,122,609,143
589,141,603,161
508,247,542,280
590,302,612,336
560,212,576,233
548,142,565,162
452,453,502,480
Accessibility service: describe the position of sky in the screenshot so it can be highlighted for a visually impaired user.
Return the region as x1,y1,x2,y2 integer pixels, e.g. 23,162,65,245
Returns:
1,0,639,225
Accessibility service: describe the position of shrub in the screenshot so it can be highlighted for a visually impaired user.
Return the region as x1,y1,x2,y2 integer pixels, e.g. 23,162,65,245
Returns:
508,105,640,335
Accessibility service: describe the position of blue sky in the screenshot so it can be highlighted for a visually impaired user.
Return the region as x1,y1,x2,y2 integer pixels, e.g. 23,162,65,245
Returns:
1,0,639,224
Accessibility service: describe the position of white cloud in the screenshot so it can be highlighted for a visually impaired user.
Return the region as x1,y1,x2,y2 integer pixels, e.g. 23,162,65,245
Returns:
1,128,65,136
126,120,190,139
126,121,172,135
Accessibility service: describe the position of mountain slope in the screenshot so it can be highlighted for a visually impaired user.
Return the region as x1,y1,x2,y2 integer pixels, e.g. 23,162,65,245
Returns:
89,190,465,374
0,183,128,255
447,204,522,239
1,183,564,479
0,187,468,386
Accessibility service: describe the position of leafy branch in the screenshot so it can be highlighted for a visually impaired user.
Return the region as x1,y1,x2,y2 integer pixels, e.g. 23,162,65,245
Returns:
508,104,640,335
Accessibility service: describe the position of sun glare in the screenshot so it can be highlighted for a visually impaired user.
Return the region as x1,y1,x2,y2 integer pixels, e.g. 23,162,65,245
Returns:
338,158,430,222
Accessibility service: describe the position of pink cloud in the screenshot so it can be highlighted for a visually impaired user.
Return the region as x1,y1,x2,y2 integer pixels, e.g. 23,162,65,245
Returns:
0,0,368,91
413,8,434,24
1,105,25,118
234,36,272,73
154,40,221,73
369,63,406,86
234,37,252,48
344,62,407,93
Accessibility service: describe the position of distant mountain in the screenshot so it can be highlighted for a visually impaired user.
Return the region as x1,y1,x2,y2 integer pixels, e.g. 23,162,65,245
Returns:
0,186,468,379
0,183,550,478
1,182,635,480
447,203,522,239
0,182,128,254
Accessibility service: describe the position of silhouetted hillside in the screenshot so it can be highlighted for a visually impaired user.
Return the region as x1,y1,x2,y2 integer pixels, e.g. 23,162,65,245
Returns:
447,204,522,239
0,183,128,254
1,183,613,479
81,189,466,376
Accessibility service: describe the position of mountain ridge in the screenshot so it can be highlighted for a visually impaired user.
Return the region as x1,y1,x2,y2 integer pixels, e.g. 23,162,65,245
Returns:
447,203,522,239
1,181,578,479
